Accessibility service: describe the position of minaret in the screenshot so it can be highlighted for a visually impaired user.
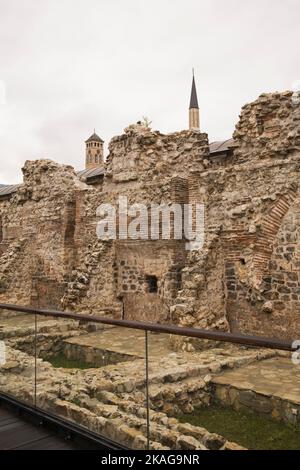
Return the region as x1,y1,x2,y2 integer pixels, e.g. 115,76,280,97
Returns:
189,70,200,131
85,131,104,169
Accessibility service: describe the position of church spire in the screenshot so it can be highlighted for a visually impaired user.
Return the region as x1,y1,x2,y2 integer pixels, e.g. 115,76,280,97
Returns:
189,70,200,131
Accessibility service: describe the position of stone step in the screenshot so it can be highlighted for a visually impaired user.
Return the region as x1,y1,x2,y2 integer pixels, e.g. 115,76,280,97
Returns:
62,392,235,450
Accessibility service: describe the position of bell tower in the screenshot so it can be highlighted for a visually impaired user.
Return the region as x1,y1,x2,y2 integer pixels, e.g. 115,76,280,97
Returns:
189,70,200,131
85,131,104,169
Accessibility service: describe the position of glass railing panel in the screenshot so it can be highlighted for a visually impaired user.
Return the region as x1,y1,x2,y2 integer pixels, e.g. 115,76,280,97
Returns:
35,314,149,449
147,332,300,450
1,303,298,451
0,307,36,406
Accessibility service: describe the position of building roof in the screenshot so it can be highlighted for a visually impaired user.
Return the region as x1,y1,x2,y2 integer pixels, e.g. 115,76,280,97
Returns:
209,138,234,155
189,75,199,109
85,132,104,144
77,166,105,181
0,184,20,197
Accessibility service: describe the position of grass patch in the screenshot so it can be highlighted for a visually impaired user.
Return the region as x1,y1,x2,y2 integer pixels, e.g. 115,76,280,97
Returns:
46,352,100,369
178,405,300,450
70,397,82,407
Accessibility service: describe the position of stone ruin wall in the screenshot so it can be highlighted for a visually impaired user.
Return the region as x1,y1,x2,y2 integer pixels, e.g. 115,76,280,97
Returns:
66,126,210,322
178,91,300,340
0,160,87,306
0,91,300,340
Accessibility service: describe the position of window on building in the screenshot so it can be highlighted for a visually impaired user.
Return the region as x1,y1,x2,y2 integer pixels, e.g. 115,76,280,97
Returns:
146,275,158,293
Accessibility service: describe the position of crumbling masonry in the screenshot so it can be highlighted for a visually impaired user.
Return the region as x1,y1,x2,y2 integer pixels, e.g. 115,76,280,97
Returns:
0,91,300,341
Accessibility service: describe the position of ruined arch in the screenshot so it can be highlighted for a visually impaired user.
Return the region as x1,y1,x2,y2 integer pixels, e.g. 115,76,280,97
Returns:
252,184,298,286
226,185,300,339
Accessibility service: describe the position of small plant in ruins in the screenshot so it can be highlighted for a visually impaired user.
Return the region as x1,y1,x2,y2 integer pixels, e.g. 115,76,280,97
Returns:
141,116,152,128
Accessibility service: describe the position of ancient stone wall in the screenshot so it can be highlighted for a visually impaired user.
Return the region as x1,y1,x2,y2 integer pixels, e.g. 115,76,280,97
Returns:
82,124,210,322
0,160,87,306
0,91,300,340
170,92,300,340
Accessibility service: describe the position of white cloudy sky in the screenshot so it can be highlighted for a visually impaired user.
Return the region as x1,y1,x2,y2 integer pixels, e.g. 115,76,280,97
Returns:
0,0,299,183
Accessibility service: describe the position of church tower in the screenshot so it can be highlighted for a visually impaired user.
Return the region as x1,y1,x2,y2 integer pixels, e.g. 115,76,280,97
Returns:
85,131,104,169
189,71,200,131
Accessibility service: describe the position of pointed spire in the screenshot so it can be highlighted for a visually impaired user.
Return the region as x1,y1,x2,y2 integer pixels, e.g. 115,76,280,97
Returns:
85,131,104,143
189,70,200,131
189,69,199,109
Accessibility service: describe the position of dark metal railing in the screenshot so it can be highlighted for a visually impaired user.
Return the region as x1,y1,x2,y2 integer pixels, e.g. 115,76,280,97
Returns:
0,302,295,351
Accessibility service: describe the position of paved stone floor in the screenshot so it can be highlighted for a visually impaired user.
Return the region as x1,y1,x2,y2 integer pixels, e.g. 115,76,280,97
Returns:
212,357,300,405
0,313,53,328
64,327,174,360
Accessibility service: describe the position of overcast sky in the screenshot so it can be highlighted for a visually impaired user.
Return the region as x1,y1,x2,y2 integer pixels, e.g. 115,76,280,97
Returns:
0,0,299,183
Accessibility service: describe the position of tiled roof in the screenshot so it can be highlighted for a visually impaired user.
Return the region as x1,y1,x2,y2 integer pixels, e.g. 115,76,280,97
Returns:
209,138,234,155
85,133,104,143
0,184,20,197
77,167,105,180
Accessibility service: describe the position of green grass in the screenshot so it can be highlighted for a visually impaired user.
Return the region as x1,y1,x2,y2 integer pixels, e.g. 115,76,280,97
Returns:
178,405,300,450
70,397,82,407
46,352,99,369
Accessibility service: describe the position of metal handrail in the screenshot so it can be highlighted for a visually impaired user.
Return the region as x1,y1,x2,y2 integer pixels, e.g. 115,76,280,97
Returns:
0,303,295,352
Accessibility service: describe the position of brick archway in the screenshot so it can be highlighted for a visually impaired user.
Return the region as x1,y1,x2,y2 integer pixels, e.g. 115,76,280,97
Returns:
252,184,298,285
